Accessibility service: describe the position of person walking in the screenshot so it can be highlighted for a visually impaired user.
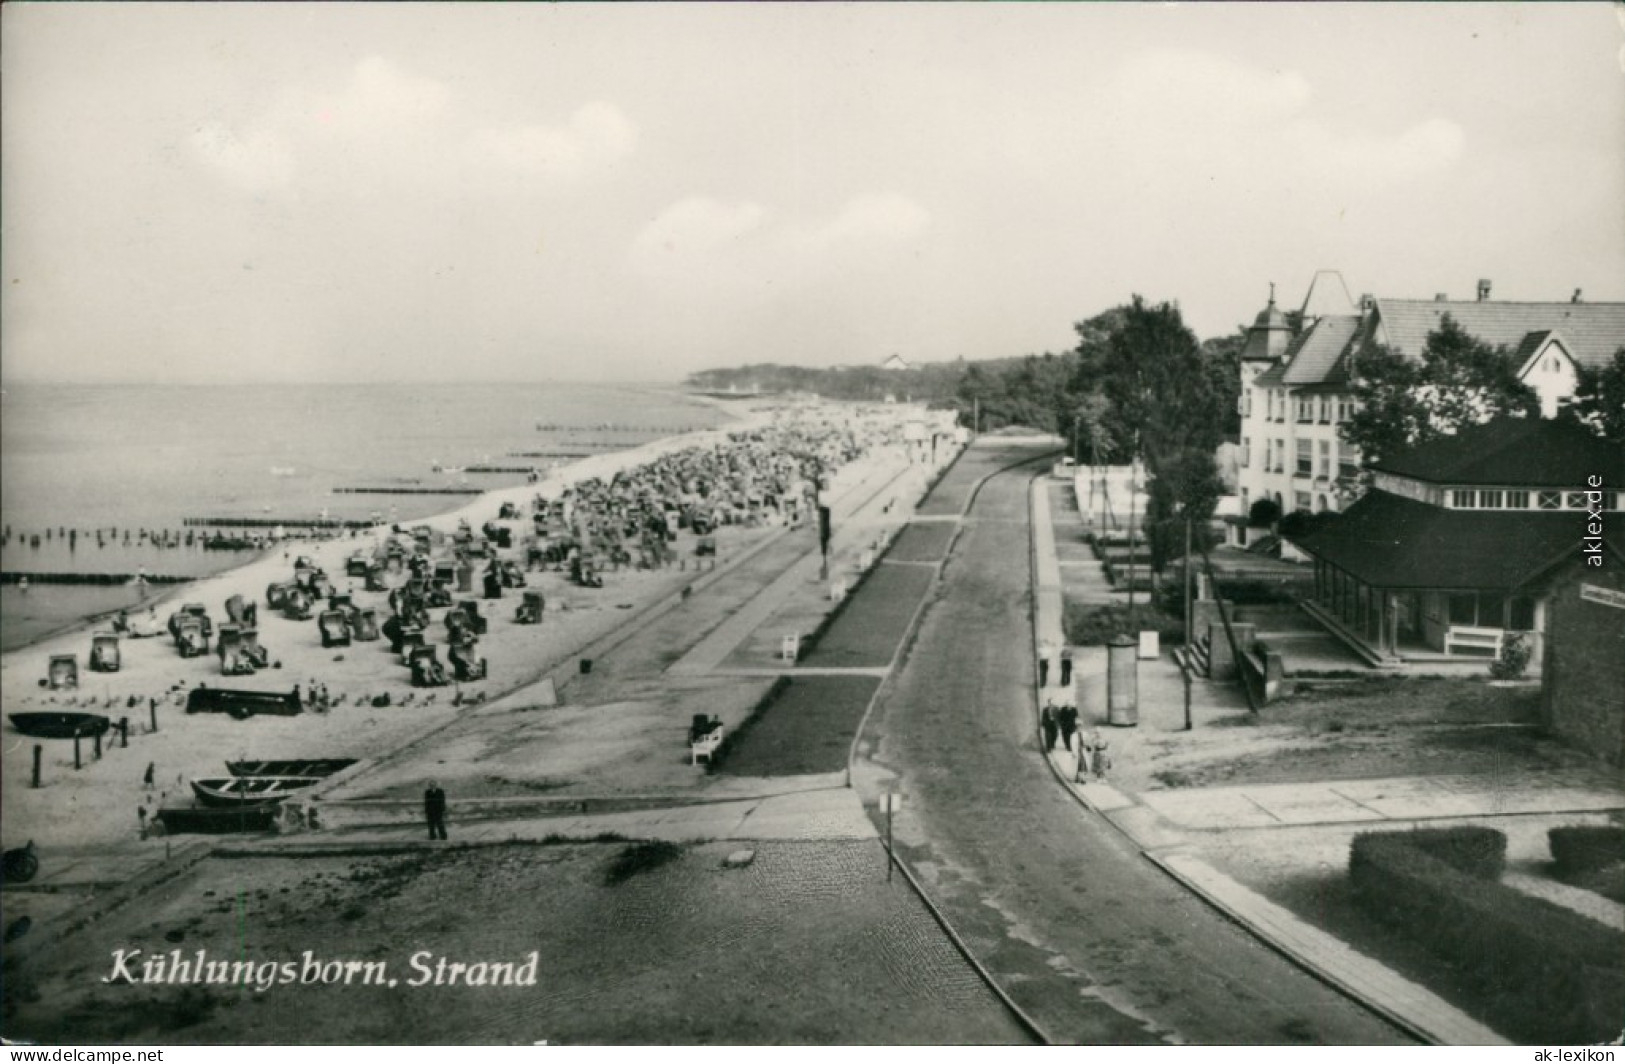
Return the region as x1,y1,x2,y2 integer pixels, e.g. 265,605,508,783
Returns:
1059,644,1074,688
1041,705,1058,752
143,762,155,790
1058,704,1078,752
137,804,149,840
424,781,448,840
1038,638,1055,687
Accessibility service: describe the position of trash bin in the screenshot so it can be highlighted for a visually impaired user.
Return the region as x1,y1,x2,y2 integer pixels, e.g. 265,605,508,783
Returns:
1106,634,1138,726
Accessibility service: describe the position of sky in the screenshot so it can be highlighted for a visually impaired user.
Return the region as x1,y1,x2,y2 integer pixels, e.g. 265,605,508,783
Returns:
3,2,1623,385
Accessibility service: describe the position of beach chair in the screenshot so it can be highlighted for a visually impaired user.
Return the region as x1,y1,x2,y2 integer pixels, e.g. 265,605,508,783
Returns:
433,561,457,587
409,645,449,688
398,628,426,662
515,590,544,625
695,535,717,557
89,632,121,673
364,564,389,593
345,552,371,578
225,593,256,628
216,624,254,676
500,561,526,589
426,579,453,608
318,610,351,649
183,603,213,639
240,627,270,669
175,616,207,658
448,642,486,682
350,608,380,642
456,601,488,636
266,582,291,611
281,586,313,621
48,654,79,690
445,608,475,646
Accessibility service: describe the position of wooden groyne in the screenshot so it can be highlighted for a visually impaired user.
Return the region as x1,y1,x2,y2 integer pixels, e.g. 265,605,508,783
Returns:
2,571,193,586
462,465,539,474
535,423,701,434
331,487,482,496
183,517,377,530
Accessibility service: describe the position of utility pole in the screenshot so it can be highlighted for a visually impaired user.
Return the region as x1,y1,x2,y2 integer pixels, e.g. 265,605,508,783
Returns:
1184,514,1194,654
1126,451,1138,613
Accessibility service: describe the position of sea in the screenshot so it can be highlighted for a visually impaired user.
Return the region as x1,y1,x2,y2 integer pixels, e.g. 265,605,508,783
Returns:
0,382,733,652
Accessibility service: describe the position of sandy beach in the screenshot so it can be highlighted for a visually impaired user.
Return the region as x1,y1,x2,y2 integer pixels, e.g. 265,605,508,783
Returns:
0,399,941,853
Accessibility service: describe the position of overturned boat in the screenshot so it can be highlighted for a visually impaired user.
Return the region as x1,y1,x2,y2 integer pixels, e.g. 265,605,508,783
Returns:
189,775,324,807
185,686,303,720
226,758,357,779
8,712,111,740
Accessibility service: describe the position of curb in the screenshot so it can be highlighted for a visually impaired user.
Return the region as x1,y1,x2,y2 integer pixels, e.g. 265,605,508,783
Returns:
845,439,1065,1044
1023,475,1493,1046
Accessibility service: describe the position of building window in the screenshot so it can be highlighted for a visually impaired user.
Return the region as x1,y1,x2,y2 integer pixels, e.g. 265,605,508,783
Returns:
1316,494,1328,512
1294,491,1311,511
1317,440,1331,477
1296,397,1314,423
1296,439,1312,475
1241,487,1249,505
1478,490,1503,509
1241,437,1251,468
1508,597,1536,630
1318,396,1331,423
1505,490,1529,510
1538,490,1562,510
1244,390,1252,417
1274,391,1286,422
1337,397,1354,422
1452,489,1477,509
1447,593,1477,626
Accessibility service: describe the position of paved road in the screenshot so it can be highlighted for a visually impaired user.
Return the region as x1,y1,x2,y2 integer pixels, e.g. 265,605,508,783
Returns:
858,441,1413,1045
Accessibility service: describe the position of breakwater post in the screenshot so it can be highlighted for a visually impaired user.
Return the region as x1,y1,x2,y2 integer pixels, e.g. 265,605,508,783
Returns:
74,736,82,770
32,745,41,788
94,730,103,761
150,701,158,733
120,717,129,748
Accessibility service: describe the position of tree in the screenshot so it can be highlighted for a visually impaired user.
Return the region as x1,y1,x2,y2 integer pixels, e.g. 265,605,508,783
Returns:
1248,497,1282,529
1097,296,1230,571
1562,347,1625,441
1340,315,1539,496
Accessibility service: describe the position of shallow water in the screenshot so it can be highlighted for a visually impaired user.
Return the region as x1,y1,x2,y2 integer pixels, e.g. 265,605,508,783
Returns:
0,381,727,649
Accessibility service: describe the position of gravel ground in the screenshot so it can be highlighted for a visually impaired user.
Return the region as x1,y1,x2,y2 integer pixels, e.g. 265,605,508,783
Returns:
3,840,1030,1045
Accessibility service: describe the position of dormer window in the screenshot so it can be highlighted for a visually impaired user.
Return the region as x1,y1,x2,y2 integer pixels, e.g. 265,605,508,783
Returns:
1538,491,1562,510
1451,489,1477,509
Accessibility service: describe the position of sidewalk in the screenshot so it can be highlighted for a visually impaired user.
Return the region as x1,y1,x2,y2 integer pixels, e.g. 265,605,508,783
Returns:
1029,474,1521,1046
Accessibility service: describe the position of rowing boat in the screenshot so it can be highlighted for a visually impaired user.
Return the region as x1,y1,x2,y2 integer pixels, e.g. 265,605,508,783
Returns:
225,758,357,779
189,776,323,808
8,712,112,740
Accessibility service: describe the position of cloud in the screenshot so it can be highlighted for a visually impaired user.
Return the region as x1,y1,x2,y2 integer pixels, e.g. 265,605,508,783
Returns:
465,101,637,180
629,197,769,276
787,194,931,252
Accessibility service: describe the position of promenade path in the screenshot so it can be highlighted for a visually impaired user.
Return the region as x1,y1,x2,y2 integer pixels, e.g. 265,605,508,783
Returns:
856,438,1413,1045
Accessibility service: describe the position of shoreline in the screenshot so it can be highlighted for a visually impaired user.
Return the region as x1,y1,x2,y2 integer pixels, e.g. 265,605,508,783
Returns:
0,394,904,853
0,386,746,656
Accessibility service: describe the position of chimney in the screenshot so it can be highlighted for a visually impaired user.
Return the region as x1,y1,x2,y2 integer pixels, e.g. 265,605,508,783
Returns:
1572,288,1583,304
1477,278,1492,302
1435,293,1449,302
1359,293,1374,311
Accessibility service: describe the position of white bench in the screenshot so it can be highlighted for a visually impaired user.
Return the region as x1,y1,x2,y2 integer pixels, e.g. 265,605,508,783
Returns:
691,727,724,766
1444,625,1503,657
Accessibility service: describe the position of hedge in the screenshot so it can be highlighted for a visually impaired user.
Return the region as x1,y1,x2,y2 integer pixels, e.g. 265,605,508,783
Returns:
1349,828,1623,1044
1548,826,1625,877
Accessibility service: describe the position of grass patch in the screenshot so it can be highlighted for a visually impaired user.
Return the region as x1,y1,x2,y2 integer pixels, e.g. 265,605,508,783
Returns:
713,675,881,777
602,840,683,885
799,564,933,668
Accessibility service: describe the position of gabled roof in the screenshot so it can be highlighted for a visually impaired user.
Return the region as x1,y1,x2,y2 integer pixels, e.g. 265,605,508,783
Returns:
1373,300,1625,370
1294,490,1623,590
1370,416,1623,487
1281,315,1361,386
1252,363,1287,387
